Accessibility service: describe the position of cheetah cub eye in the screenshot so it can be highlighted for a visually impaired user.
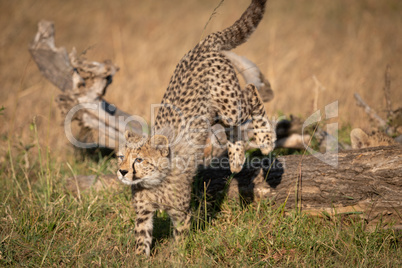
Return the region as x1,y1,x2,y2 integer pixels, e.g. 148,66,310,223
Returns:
117,154,124,164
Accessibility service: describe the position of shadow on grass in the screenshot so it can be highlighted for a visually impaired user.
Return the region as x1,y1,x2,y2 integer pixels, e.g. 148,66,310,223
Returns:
187,150,285,232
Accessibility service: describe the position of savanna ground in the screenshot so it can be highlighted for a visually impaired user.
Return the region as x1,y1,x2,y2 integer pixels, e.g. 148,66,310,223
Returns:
1,0,401,266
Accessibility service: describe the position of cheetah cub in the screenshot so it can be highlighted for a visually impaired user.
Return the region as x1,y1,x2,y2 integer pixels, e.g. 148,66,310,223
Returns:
118,0,274,256
350,128,397,149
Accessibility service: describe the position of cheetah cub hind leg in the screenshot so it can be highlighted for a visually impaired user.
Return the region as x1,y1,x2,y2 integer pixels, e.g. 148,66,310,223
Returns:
227,140,246,173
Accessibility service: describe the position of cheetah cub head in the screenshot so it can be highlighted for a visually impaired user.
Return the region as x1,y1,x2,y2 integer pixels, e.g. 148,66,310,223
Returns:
117,131,170,188
350,128,397,149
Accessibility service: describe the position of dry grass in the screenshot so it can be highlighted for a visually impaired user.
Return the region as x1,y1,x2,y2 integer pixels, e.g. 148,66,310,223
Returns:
1,0,401,157
1,152,401,266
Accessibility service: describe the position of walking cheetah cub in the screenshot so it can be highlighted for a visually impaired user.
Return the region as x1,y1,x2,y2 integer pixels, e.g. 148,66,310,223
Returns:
117,0,274,256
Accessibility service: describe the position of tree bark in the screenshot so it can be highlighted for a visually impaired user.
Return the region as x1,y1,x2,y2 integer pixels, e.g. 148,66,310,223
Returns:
199,145,402,226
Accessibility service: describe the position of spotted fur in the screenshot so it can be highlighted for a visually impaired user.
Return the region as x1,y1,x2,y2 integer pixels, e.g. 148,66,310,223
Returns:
117,0,274,256
351,128,397,149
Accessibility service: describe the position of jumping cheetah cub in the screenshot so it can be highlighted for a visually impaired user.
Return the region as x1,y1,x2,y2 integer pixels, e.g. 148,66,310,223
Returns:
117,0,274,256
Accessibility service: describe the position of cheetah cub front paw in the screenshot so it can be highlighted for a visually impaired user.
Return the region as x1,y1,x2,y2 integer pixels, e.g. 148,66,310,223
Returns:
227,141,246,173
254,126,276,155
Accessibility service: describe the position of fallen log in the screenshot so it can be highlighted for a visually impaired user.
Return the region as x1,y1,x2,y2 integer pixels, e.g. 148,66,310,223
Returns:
199,145,402,227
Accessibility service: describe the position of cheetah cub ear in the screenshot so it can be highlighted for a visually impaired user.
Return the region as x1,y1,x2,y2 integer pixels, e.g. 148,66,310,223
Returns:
124,130,136,140
350,128,370,149
150,135,170,157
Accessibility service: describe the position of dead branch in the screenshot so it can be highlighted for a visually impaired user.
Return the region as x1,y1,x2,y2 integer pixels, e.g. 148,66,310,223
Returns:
354,66,402,137
383,65,393,119
30,20,146,150
29,20,73,92
354,92,388,128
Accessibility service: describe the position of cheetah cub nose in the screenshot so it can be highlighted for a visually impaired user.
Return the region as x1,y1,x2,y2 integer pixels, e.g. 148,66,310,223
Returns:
119,169,128,176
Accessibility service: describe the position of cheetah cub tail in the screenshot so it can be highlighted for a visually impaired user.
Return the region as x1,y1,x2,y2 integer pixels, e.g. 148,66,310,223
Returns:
206,0,267,52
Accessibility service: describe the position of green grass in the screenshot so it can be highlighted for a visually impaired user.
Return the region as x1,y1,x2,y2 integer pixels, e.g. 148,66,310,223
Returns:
1,139,401,267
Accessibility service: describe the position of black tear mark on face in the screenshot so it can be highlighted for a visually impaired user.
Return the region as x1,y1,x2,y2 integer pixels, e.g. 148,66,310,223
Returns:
132,158,144,174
